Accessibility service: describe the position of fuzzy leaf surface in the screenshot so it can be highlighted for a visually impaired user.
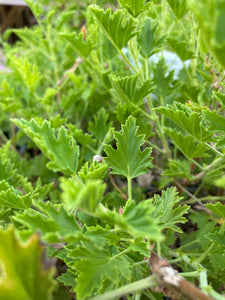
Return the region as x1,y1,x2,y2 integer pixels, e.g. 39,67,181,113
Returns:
96,200,162,241
70,242,131,300
138,17,165,58
165,128,209,158
0,227,56,300
60,32,93,58
104,116,152,178
162,159,194,180
88,108,112,141
204,110,225,132
167,0,188,19
118,0,148,17
61,178,106,213
12,118,79,175
0,180,32,209
155,103,213,142
78,161,108,183
206,202,225,219
89,5,138,50
13,200,81,242
110,74,153,104
207,231,225,248
191,0,225,69
151,187,188,232
167,38,195,61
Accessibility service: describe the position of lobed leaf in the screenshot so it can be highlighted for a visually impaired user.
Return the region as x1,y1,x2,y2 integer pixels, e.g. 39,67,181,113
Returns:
13,200,81,243
110,74,154,105
151,187,188,232
60,32,93,58
213,90,225,109
167,38,195,62
122,199,162,240
204,109,225,132
167,0,189,19
207,231,225,248
12,118,79,175
61,177,106,213
138,17,165,58
104,116,152,179
0,227,56,300
162,159,194,180
89,5,138,50
206,202,225,219
88,108,113,141
70,242,132,300
165,128,209,158
155,103,213,142
0,180,32,209
78,161,108,183
118,0,149,17
190,0,225,69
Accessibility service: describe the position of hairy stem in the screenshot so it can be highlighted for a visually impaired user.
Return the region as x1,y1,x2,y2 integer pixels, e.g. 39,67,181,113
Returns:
89,275,159,300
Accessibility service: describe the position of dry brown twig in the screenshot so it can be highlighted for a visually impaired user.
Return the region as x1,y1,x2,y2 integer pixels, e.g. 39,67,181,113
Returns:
150,252,214,300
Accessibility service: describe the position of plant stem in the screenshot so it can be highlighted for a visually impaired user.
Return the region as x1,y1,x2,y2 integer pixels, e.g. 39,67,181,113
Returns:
89,275,158,300
157,241,161,258
206,143,225,158
196,222,225,264
127,176,132,201
97,128,113,155
119,49,137,73
194,156,224,180
135,293,141,300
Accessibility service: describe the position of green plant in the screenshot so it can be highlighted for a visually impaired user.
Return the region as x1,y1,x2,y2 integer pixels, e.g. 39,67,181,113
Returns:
0,0,225,299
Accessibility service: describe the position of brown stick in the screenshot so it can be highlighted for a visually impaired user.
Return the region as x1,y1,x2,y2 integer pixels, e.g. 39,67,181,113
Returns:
150,253,214,300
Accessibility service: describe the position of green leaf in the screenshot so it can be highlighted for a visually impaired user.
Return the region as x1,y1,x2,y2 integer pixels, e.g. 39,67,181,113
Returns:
0,180,32,209
78,161,108,183
155,103,213,142
165,128,209,158
138,17,165,58
61,178,106,213
118,0,149,17
0,80,22,113
151,58,177,99
57,270,77,290
127,238,149,257
8,55,42,93
0,142,16,182
69,242,132,300
110,74,154,105
167,0,188,19
13,200,81,243
214,175,225,188
12,118,79,175
207,231,225,247
0,227,56,300
88,108,112,140
95,201,161,241
167,38,195,61
206,202,225,219
122,199,162,239
204,109,225,132
209,253,225,271
67,124,93,146
190,0,225,68
104,116,152,178
60,32,93,58
89,5,138,50
162,159,194,180
213,90,225,109
151,187,188,232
